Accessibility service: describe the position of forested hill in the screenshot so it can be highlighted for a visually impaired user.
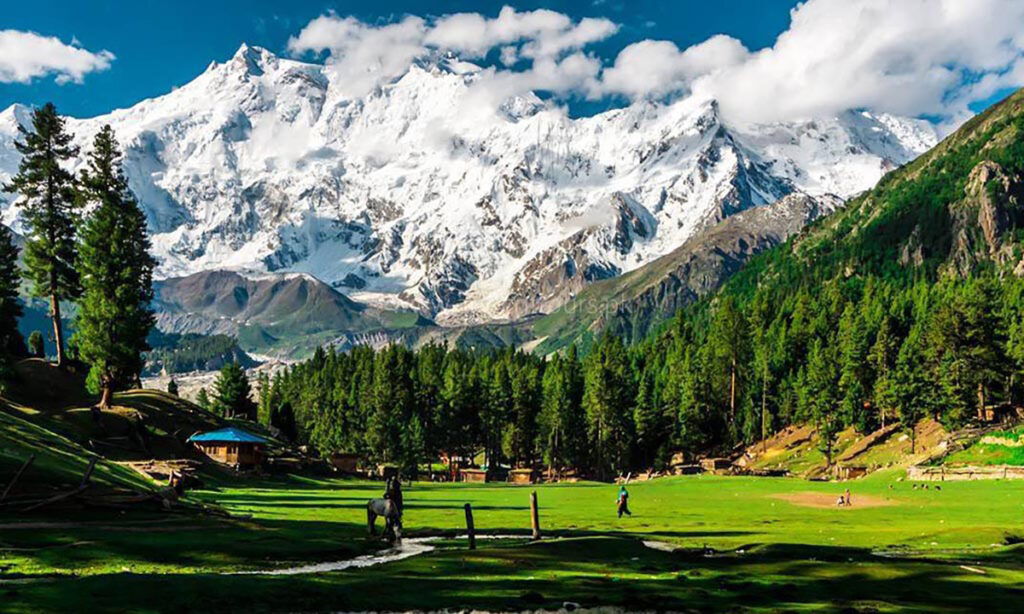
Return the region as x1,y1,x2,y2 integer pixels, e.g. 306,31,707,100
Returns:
257,90,1024,478
637,87,1024,452
721,87,1024,296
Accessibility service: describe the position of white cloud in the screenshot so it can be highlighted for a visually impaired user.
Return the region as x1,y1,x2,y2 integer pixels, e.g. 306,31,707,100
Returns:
289,7,615,100
287,0,1024,128
599,35,749,100
0,30,114,85
288,15,427,98
682,0,1024,125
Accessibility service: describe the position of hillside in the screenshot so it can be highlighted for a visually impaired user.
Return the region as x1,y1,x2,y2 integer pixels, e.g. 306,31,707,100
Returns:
532,192,842,352
153,270,431,357
626,86,1024,456
0,359,290,512
719,88,1024,298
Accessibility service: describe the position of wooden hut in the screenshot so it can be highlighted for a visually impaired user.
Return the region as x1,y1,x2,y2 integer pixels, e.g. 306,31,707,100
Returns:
460,468,488,483
189,427,267,470
508,468,537,484
329,453,362,474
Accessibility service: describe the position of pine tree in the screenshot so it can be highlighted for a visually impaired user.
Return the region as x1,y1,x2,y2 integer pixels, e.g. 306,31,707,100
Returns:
894,328,930,454
195,386,210,410
212,362,255,419
0,225,24,366
632,368,659,467
582,335,635,479
167,378,179,396
3,103,80,367
708,297,749,437
74,126,156,407
869,317,899,429
807,339,840,465
256,371,271,425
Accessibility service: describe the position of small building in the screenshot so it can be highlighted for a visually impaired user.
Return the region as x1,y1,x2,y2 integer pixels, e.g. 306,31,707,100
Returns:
983,404,1024,423
699,457,732,474
508,468,537,484
460,468,488,483
330,453,362,474
189,427,267,470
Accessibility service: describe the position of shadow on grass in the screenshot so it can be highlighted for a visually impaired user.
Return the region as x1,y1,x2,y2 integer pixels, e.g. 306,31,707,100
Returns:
4,535,1023,613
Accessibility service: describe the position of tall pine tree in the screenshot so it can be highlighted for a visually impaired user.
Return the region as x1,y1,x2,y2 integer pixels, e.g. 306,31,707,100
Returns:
213,362,256,419
0,225,24,358
3,103,80,367
75,125,156,407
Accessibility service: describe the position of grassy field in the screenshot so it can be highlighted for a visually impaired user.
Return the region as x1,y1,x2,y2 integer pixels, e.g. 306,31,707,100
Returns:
3,471,1024,612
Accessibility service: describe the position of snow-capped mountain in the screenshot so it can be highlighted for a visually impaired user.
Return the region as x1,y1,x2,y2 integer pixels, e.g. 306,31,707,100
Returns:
0,44,937,324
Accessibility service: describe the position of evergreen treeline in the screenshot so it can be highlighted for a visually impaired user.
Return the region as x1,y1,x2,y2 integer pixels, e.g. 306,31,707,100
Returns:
255,271,1024,476
1,103,154,404
144,332,251,375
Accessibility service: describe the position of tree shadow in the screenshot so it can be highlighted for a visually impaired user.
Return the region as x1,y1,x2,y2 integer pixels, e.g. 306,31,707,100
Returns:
5,534,1023,613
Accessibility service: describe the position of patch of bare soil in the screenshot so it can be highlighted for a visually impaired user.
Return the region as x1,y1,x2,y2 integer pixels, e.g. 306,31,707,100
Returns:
771,492,898,509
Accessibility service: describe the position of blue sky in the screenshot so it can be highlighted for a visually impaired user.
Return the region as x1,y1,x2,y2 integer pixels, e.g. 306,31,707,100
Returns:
1,1,1021,126
0,1,799,118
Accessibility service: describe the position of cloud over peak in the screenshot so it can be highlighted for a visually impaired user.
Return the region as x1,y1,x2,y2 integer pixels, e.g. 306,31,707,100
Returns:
0,30,114,85
287,0,1024,128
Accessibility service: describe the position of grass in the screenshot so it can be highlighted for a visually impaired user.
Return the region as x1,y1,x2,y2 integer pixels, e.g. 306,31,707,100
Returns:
946,425,1024,466
0,405,155,494
3,472,1024,612
3,368,1024,611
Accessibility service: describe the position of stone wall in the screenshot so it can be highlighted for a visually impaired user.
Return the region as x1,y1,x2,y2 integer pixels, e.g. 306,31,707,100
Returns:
907,464,1024,481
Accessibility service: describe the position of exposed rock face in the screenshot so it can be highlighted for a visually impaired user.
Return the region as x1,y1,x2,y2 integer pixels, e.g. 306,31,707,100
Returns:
538,192,842,349
500,193,653,319
0,44,936,324
947,160,1024,276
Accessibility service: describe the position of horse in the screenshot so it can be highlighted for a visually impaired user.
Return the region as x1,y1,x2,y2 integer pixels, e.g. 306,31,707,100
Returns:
367,476,404,543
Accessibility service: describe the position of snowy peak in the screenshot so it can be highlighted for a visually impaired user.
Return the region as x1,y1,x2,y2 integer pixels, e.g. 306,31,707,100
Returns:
0,45,939,324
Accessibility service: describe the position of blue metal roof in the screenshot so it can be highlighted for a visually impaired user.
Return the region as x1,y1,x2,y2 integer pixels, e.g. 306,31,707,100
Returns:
188,427,267,444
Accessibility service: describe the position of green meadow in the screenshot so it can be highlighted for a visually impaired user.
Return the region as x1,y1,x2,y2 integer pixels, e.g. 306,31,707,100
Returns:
3,472,1023,612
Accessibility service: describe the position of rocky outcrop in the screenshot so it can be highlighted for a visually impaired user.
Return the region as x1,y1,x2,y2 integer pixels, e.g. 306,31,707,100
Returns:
946,160,1024,276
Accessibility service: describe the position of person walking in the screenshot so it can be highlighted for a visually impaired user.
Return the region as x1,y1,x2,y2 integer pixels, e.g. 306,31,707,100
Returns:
616,484,632,518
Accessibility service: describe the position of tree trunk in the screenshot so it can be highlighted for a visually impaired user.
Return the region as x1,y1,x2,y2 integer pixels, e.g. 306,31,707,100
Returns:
50,294,65,367
98,384,113,410
977,382,985,422
730,357,737,426
761,360,768,454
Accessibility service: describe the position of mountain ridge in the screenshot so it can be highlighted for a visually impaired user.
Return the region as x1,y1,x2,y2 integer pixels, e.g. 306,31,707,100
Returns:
0,43,936,327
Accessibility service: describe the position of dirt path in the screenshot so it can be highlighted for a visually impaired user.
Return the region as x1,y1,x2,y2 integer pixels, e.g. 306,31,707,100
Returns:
771,492,897,509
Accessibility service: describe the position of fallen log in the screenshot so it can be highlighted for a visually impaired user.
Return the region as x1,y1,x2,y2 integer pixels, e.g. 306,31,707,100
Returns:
1,454,36,503
19,458,97,513
21,484,89,512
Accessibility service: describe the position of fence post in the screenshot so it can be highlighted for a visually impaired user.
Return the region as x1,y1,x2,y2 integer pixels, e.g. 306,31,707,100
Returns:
530,490,541,540
464,503,476,550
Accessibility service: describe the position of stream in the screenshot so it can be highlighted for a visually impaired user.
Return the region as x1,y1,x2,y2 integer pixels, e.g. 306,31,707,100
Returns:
233,534,529,576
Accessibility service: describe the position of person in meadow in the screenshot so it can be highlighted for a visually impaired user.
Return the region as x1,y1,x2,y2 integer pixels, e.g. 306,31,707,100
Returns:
616,484,632,518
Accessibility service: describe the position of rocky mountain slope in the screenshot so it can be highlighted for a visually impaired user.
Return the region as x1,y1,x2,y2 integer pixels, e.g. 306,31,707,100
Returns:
0,44,936,327
531,192,843,351
153,270,428,356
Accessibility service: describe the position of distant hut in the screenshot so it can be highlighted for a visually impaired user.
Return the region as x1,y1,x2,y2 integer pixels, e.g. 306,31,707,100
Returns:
189,427,267,470
329,452,362,474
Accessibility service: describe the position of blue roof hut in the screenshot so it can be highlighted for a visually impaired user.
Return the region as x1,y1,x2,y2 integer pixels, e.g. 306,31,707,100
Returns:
188,427,267,469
